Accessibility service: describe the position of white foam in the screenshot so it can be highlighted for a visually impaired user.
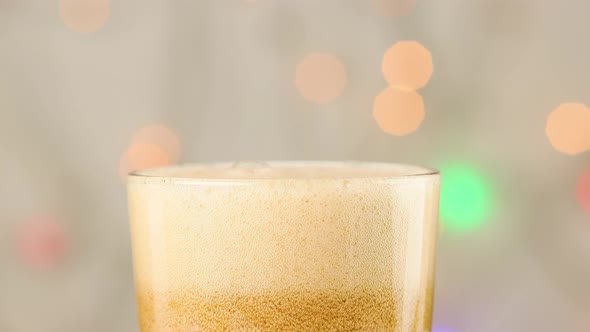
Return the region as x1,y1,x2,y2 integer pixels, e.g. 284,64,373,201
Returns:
127,163,439,294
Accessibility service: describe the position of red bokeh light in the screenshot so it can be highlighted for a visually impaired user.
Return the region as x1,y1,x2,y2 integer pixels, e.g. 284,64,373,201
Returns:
576,169,590,214
16,216,67,270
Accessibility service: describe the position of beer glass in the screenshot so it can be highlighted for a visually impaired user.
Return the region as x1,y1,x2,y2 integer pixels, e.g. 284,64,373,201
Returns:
127,162,440,331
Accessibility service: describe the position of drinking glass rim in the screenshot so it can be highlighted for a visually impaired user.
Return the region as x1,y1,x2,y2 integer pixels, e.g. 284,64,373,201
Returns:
127,161,440,185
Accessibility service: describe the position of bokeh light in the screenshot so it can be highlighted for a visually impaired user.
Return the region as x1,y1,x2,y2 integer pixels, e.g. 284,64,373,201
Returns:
432,328,454,332
59,0,110,33
576,169,590,215
577,314,590,332
131,124,182,163
546,103,590,155
440,164,493,232
16,216,67,270
381,41,433,91
119,143,170,179
371,0,417,17
373,86,425,136
295,52,348,104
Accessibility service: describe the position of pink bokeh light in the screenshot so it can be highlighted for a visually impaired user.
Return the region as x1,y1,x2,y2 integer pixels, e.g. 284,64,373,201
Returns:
576,169,590,215
15,216,67,270
433,327,454,332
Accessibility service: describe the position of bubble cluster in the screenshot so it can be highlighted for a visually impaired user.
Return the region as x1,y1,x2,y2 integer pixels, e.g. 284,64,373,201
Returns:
137,288,418,331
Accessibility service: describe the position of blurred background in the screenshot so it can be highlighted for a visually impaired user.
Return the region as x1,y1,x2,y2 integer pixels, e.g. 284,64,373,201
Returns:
1,0,590,331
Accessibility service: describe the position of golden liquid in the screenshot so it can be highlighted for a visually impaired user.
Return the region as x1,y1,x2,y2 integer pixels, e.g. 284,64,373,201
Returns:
128,163,439,331
137,288,433,331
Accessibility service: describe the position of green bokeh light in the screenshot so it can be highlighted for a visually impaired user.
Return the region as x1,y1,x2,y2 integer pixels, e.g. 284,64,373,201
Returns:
440,164,493,232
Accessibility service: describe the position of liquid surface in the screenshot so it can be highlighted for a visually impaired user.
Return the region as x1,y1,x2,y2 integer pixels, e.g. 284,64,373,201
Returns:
128,163,439,331
128,161,438,180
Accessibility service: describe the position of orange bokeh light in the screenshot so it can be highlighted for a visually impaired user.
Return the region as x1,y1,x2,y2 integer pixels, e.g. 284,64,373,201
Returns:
295,52,348,104
373,86,425,136
546,103,590,155
372,0,417,17
382,41,433,91
119,143,170,179
59,0,110,33
132,124,181,163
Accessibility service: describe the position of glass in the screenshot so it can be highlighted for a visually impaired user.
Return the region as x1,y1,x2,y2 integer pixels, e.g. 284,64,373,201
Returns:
127,162,440,331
